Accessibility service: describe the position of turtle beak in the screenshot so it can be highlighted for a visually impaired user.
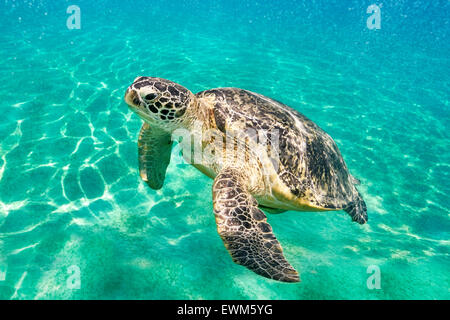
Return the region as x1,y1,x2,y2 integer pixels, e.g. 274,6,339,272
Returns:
124,86,152,122
124,87,140,108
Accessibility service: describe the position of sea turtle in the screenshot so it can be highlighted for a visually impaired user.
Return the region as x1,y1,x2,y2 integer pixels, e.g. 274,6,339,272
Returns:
124,77,367,283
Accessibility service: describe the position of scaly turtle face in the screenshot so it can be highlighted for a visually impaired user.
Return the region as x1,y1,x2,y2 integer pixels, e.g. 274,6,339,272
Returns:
124,77,193,127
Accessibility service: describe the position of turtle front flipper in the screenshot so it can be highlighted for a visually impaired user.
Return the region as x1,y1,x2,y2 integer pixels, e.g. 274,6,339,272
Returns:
138,122,173,190
212,167,299,283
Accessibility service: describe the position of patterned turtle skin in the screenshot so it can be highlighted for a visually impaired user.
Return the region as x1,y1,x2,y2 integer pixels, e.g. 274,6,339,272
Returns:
124,77,367,283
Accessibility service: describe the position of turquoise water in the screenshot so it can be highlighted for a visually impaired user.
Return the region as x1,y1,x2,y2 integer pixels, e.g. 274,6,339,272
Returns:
0,0,449,299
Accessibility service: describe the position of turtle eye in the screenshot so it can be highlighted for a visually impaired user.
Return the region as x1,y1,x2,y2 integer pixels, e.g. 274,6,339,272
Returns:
144,93,158,101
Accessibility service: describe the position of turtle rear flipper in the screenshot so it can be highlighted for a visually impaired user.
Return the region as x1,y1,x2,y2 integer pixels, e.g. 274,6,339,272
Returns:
213,167,299,283
138,122,173,190
344,191,368,224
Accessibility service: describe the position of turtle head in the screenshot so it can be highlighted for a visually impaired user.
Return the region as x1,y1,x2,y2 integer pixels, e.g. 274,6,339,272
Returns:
124,77,195,130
